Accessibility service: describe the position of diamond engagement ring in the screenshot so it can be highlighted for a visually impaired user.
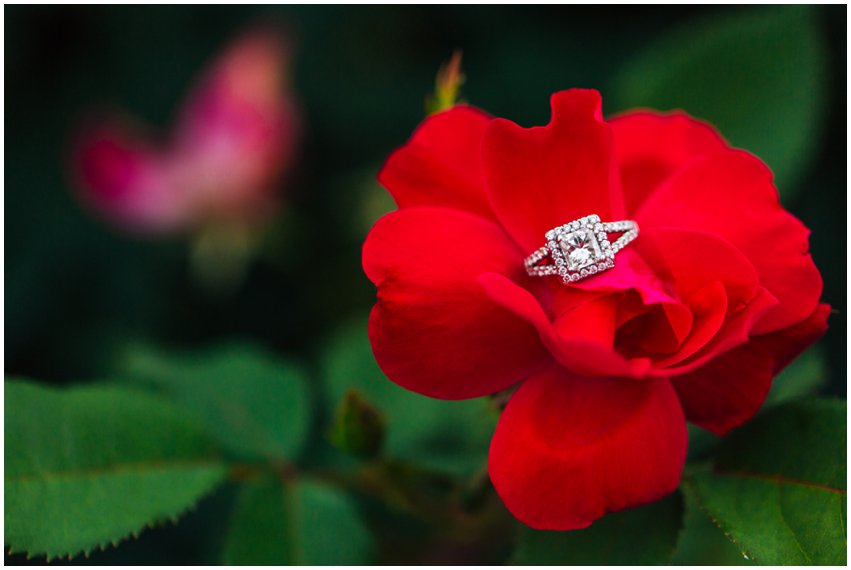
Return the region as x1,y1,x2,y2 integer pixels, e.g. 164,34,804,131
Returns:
524,214,639,284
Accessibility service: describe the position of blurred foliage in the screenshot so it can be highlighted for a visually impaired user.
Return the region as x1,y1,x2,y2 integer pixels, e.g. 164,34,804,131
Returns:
115,343,311,462
612,5,827,197
4,4,847,565
222,477,376,565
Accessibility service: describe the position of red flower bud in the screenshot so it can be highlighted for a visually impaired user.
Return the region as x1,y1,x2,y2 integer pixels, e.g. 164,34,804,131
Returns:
72,29,301,236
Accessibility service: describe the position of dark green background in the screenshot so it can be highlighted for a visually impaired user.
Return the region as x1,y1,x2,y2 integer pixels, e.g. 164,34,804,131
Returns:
5,5,846,565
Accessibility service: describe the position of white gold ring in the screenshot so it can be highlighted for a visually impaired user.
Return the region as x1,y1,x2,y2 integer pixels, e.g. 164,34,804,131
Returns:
524,214,639,284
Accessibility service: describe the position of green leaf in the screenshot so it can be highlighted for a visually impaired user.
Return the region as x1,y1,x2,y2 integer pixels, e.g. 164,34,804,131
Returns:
765,345,827,406
510,492,684,565
611,5,827,197
5,379,228,560
685,399,846,565
116,343,311,461
222,477,376,565
672,485,753,565
320,317,496,476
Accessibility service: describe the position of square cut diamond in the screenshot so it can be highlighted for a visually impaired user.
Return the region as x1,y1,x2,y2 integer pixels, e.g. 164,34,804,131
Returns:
559,229,603,271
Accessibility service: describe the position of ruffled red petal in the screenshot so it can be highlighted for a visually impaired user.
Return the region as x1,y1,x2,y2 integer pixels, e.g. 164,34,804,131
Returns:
610,111,728,215
631,227,761,368
662,287,778,377
673,303,830,435
478,272,652,378
483,89,624,253
378,106,495,220
363,207,549,399
489,367,687,530
570,247,678,307
637,150,822,336
615,297,694,356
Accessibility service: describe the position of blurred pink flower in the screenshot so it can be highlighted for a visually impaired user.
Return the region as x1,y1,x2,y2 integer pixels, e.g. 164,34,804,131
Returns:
73,30,300,235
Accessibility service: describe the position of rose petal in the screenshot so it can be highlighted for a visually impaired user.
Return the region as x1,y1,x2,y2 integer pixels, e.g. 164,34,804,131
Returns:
378,105,495,220
610,111,728,214
483,89,624,253
478,272,652,378
616,295,697,358
662,287,779,376
651,280,729,368
552,294,617,347
489,366,687,530
635,227,759,305
363,207,549,399
571,247,678,307
636,150,822,335
673,303,830,435
626,227,762,368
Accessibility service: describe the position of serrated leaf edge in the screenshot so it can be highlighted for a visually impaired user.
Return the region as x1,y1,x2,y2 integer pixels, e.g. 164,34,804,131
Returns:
5,464,228,562
683,475,757,563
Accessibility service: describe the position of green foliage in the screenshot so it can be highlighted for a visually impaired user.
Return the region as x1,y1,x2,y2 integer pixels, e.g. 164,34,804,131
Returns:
329,389,387,459
5,379,228,560
672,486,753,565
320,317,496,476
612,5,827,197
765,345,827,406
510,492,684,565
116,343,311,462
685,399,846,565
222,477,376,565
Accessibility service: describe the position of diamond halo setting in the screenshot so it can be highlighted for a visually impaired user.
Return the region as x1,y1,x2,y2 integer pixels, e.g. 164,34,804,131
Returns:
524,214,639,284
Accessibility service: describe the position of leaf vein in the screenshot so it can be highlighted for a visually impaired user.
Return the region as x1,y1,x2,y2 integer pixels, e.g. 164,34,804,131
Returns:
713,468,845,495
776,483,812,563
6,457,223,484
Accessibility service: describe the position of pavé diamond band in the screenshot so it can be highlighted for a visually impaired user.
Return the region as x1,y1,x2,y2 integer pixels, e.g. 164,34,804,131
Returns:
524,214,639,284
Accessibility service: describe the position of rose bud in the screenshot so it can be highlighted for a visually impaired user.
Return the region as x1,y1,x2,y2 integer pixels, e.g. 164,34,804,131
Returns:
72,29,300,237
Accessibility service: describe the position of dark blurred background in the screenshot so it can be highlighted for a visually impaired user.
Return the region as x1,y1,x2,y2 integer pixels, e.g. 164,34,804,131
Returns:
5,5,846,565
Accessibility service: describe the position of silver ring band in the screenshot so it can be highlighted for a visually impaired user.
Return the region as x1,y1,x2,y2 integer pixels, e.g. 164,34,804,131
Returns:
524,214,639,284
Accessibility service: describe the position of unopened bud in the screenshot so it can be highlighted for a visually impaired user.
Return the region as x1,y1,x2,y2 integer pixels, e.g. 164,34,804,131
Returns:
426,50,465,114
328,389,386,459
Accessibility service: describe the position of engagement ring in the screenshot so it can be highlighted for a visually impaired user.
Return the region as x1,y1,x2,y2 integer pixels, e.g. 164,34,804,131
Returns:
524,214,639,284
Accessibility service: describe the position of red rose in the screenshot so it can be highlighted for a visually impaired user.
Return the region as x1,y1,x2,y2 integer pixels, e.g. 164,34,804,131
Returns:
362,90,828,530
